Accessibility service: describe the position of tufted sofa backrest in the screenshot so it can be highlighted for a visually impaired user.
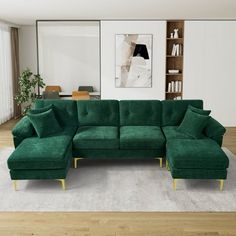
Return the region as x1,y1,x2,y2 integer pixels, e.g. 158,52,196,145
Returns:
161,100,203,126
119,100,162,126
77,100,119,126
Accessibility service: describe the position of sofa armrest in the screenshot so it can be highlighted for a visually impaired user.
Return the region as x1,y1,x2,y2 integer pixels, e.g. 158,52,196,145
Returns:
204,117,226,146
12,116,35,147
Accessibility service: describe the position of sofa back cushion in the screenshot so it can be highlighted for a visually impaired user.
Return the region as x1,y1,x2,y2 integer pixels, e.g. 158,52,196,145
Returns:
35,99,78,127
162,100,203,126
120,100,162,126
77,100,119,126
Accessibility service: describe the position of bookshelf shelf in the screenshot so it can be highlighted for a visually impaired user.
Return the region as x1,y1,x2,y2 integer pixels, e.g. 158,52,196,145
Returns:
165,20,184,100
167,38,183,40
166,55,183,57
166,73,182,76
165,92,182,94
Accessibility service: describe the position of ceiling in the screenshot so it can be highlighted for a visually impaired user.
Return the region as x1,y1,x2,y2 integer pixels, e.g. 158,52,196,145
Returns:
1,0,236,25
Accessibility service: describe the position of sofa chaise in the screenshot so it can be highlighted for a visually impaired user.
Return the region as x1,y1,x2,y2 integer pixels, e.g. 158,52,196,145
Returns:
7,99,229,190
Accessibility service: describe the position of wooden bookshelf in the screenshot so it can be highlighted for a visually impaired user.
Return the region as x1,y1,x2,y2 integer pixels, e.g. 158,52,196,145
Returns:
165,21,184,100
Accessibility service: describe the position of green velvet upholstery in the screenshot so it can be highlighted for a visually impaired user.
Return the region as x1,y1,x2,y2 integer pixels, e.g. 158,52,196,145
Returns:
28,104,53,115
120,126,165,150
12,116,35,147
77,100,119,126
162,100,203,126
73,126,119,149
9,159,71,180
8,99,228,186
120,100,162,126
170,168,227,180
73,149,165,159
188,105,211,116
167,139,229,170
27,109,62,138
162,126,207,140
8,127,76,170
177,109,210,139
204,117,226,146
35,99,78,127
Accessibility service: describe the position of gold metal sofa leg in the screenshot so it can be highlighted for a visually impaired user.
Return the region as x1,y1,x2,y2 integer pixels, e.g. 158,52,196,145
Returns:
57,179,66,190
155,157,163,168
74,157,84,168
13,180,17,191
173,179,177,190
219,179,224,191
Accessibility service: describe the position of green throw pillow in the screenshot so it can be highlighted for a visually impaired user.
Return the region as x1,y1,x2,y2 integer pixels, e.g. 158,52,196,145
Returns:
27,104,53,115
27,109,62,138
178,109,210,139
188,105,211,116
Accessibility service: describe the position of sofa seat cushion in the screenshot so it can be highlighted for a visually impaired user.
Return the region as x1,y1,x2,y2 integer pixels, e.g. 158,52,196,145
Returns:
73,126,119,149
162,126,208,141
163,126,192,140
7,127,76,170
167,139,229,170
120,126,165,150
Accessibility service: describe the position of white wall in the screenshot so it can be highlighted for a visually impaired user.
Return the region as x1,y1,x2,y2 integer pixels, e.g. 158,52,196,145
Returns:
184,21,236,126
19,26,37,73
101,21,166,100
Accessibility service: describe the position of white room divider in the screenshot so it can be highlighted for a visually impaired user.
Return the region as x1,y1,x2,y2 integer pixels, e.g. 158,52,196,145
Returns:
37,21,100,93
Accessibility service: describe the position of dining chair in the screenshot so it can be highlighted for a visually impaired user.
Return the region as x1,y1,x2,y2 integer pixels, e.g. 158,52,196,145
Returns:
78,86,93,92
42,91,60,99
72,91,90,100
45,85,62,92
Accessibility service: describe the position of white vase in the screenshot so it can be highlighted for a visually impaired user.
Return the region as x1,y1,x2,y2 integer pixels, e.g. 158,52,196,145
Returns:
173,29,179,38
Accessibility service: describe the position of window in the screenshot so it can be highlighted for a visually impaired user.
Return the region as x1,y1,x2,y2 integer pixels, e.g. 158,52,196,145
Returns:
0,24,13,124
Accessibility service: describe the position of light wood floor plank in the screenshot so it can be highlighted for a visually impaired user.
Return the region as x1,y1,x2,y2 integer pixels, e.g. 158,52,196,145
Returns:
0,213,235,236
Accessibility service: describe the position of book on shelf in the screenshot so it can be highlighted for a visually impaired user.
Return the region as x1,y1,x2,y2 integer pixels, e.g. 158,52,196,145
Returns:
171,44,183,56
178,81,182,92
171,81,175,92
167,81,182,93
168,82,171,92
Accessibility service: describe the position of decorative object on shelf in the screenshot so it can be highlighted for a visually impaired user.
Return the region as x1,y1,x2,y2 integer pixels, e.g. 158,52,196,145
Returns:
168,69,179,74
173,29,179,38
170,33,174,38
15,68,45,115
115,34,152,88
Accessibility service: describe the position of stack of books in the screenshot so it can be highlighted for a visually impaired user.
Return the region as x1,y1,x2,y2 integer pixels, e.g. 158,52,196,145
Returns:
171,44,183,56
167,81,182,93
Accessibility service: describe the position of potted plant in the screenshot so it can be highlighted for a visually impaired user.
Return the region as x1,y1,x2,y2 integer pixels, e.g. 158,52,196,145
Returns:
15,68,45,114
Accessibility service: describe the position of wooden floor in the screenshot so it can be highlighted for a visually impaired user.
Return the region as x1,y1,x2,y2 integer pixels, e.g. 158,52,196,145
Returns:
0,118,18,147
0,212,236,236
223,127,236,154
0,119,236,236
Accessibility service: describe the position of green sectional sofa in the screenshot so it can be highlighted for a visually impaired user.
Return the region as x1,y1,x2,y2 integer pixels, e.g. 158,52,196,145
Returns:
7,99,229,191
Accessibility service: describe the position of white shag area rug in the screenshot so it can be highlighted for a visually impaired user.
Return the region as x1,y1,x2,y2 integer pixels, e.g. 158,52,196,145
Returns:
0,147,236,211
